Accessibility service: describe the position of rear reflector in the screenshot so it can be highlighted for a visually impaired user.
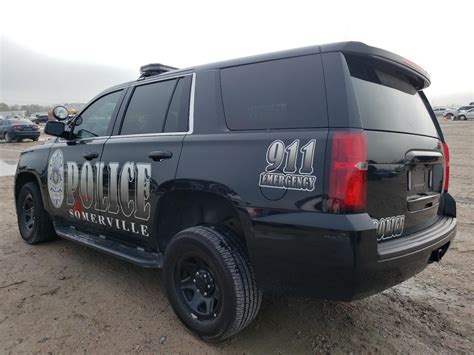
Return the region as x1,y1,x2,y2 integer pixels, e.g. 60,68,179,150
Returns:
328,131,368,213
442,142,449,192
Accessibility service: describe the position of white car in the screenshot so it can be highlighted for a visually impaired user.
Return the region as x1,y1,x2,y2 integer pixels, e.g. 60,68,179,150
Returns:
432,107,450,116
433,107,457,119
457,108,474,120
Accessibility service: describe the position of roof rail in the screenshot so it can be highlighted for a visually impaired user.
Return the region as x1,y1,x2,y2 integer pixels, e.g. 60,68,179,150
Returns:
138,63,178,80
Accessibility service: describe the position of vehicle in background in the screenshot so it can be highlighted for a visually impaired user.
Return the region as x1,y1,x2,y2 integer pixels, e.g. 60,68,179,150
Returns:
457,108,474,120
0,119,40,142
442,109,457,120
432,107,453,117
29,113,50,124
469,102,474,105
455,106,474,120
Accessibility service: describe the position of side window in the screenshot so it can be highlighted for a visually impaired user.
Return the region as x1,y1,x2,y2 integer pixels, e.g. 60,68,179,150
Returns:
220,55,328,130
120,79,177,135
74,90,122,139
164,76,192,133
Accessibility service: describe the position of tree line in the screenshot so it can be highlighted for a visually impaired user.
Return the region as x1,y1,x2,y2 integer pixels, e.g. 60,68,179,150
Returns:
0,103,84,116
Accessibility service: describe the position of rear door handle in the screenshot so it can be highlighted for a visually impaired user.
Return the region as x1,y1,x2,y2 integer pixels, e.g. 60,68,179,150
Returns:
405,151,443,165
83,152,99,160
148,151,173,162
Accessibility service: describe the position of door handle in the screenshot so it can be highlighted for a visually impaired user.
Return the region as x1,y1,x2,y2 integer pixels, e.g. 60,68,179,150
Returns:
148,151,172,162
83,152,99,160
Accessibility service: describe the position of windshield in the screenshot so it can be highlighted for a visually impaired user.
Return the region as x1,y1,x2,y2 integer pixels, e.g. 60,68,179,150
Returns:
346,55,438,138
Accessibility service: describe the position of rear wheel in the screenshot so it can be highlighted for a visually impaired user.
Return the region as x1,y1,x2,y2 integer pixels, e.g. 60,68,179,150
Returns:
5,132,13,142
16,182,57,244
163,225,262,342
446,113,454,120
459,115,467,120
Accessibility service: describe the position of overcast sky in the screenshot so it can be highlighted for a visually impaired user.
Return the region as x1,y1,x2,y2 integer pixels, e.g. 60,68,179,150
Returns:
1,0,473,106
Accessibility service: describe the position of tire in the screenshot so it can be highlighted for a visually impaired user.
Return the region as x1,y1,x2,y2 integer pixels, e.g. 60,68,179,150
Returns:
459,115,467,121
16,182,57,244
5,132,13,143
163,225,262,342
33,137,39,142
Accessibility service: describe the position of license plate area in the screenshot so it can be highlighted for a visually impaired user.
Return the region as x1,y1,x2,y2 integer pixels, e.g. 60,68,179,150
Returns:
407,165,431,194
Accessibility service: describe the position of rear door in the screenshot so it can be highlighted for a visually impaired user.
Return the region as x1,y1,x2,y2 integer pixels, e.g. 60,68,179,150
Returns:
99,74,192,251
467,109,474,119
343,54,445,240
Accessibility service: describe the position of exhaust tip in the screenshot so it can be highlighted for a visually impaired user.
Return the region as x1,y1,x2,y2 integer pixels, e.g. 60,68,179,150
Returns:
428,242,450,263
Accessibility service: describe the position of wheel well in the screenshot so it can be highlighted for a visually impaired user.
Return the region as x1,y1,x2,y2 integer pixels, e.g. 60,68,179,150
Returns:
15,172,40,199
154,190,247,252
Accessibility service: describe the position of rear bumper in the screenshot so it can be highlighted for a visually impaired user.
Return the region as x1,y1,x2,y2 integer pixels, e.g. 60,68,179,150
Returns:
10,131,40,139
247,211,456,301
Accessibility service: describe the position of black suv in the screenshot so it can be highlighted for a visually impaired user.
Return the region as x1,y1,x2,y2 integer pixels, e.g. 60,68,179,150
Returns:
14,42,456,341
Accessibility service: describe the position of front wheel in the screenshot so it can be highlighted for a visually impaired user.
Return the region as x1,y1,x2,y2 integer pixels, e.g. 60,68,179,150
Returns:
163,226,262,342
16,182,57,244
459,115,467,121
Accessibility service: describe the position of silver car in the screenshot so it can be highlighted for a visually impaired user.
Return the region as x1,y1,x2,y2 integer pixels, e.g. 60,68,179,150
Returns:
457,108,474,120
455,106,474,120
433,107,457,119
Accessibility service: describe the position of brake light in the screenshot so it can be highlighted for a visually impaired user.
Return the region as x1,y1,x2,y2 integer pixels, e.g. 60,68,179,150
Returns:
328,131,368,213
442,142,449,192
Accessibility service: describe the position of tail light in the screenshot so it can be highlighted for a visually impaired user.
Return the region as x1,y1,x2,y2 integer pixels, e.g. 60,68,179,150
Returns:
328,131,368,213
442,142,449,192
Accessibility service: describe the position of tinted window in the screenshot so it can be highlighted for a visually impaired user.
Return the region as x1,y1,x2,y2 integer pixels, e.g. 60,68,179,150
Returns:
120,79,177,135
164,76,192,132
75,90,122,139
220,55,327,130
346,55,438,137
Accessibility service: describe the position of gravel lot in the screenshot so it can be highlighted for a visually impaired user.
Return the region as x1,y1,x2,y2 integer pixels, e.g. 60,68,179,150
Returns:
0,120,473,353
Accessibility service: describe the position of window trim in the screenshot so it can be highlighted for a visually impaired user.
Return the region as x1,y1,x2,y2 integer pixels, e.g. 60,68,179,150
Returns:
109,73,195,140
59,88,126,142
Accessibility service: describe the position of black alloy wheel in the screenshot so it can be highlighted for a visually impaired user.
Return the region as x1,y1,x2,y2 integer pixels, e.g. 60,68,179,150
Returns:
174,255,221,321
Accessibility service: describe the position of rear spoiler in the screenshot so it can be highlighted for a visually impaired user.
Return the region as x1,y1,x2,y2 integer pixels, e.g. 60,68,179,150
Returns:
321,42,431,89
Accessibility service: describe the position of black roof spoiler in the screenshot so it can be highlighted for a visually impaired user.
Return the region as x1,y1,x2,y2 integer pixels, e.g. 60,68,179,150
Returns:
320,42,431,89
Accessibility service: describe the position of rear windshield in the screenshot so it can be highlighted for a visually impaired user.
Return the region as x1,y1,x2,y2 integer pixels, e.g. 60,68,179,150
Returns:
7,119,31,125
346,55,438,138
220,55,327,130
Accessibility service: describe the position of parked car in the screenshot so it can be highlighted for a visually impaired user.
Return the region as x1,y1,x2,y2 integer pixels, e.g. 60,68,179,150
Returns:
457,108,474,120
14,42,456,341
29,113,50,124
0,119,40,142
432,107,453,117
454,106,474,120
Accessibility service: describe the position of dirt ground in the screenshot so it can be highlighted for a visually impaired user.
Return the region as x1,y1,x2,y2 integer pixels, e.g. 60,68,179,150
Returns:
0,120,473,354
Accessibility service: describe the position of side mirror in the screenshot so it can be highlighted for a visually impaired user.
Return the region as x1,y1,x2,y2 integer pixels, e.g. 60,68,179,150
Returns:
52,106,69,121
44,121,67,138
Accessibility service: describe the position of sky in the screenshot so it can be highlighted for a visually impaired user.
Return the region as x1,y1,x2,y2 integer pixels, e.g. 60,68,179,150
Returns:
1,0,473,106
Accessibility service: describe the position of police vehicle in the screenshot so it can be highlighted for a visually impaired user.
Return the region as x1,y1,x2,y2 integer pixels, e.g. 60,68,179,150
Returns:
14,42,457,341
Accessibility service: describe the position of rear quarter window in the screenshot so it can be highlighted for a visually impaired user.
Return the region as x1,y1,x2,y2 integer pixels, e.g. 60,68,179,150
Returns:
220,55,327,130
346,55,438,138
